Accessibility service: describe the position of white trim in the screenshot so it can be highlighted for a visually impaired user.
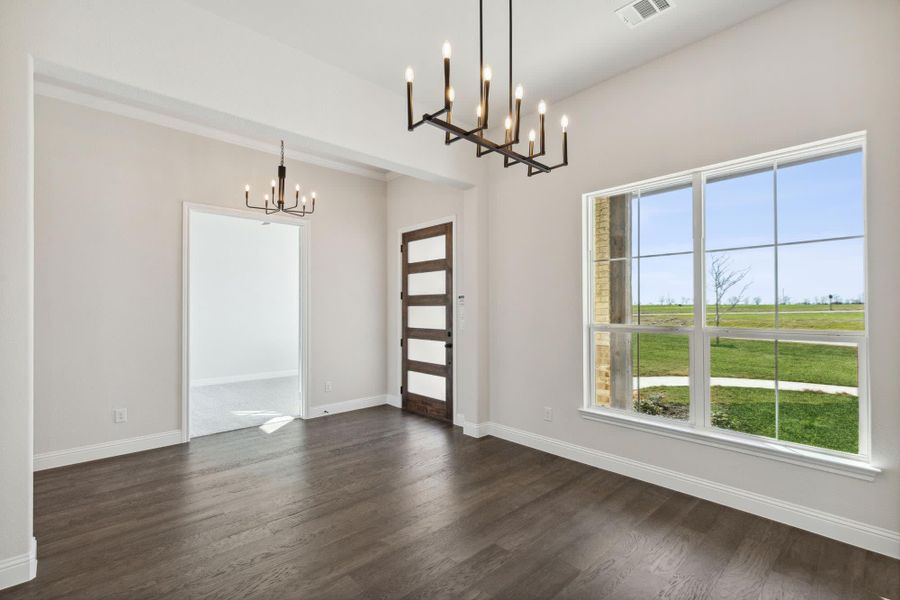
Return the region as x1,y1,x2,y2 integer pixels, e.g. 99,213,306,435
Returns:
34,430,183,471
34,80,388,182
0,537,37,591
182,202,311,440
462,420,490,438
302,395,394,419
584,131,866,199
467,422,899,559
385,394,402,408
395,216,459,425
190,369,298,388
578,408,879,480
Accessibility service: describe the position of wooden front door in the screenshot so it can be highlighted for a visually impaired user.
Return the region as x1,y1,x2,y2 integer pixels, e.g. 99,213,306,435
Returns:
401,222,453,422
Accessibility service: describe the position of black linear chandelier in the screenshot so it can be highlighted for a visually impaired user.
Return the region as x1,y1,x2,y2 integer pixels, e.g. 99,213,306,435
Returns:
404,0,568,176
244,141,317,217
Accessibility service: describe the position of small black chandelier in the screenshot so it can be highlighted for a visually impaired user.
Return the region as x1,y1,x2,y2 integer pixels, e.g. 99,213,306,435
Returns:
404,0,568,177
244,141,317,216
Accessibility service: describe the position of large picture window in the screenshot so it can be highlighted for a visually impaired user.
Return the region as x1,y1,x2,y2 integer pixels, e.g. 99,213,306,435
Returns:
584,134,870,472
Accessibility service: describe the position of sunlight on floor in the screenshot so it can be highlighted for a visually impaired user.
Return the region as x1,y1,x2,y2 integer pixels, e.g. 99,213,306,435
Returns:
260,415,294,434
190,376,300,437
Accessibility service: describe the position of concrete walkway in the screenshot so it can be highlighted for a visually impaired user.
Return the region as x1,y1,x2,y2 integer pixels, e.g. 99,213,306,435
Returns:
636,376,857,396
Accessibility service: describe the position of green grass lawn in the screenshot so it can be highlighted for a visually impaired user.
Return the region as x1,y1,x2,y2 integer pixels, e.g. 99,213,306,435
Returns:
632,303,864,330
603,303,862,454
636,386,858,453
632,334,858,386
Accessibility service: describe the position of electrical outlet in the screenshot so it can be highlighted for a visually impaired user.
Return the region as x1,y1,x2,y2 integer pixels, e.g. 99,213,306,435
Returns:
325,381,333,393
543,407,553,422
114,408,128,423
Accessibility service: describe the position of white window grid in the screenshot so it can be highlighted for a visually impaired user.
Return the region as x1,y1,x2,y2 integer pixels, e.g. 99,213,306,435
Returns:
582,132,869,461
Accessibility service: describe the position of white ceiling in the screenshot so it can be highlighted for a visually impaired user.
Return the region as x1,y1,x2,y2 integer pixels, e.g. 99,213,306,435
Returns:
187,0,789,128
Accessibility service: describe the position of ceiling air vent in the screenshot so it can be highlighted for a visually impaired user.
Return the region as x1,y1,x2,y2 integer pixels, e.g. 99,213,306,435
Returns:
615,0,673,28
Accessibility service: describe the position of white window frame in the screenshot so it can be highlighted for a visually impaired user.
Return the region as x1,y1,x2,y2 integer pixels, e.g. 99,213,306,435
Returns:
580,132,879,481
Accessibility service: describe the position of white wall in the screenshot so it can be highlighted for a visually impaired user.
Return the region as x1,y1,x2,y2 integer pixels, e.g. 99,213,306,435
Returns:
34,96,386,455
487,0,900,542
189,212,299,384
385,176,466,404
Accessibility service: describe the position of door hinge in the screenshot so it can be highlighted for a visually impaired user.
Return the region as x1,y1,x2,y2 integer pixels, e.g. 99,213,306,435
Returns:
400,291,404,300
400,338,404,347
400,385,404,394
400,243,404,253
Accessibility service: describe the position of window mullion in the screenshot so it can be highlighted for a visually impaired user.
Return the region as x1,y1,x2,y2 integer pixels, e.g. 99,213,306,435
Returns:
691,171,706,429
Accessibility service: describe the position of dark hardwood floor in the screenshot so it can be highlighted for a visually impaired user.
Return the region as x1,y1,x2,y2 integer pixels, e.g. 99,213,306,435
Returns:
3,406,897,599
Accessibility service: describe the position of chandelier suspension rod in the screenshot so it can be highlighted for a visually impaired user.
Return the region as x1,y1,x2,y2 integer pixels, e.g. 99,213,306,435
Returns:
508,0,512,117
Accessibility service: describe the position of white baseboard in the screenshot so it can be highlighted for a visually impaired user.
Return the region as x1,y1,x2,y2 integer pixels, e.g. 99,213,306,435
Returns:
463,420,490,438
385,394,402,408
304,395,395,419
465,421,900,559
0,537,37,591
190,369,298,387
34,430,183,471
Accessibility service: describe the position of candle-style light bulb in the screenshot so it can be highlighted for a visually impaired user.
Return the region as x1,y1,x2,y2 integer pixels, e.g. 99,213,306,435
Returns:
271,179,276,188
538,100,547,115
311,191,317,199
447,86,455,104
301,195,307,205
245,184,250,192
483,65,492,81
264,194,269,201
561,115,569,132
528,129,536,142
405,67,414,83
442,41,452,59
476,105,482,118
295,184,300,191
504,115,512,130
515,84,524,100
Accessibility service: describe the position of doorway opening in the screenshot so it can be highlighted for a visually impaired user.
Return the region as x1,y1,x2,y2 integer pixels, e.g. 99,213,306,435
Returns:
183,204,309,439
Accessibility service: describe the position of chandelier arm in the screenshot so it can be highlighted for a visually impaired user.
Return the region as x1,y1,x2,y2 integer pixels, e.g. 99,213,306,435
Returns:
284,204,313,217
424,116,550,172
409,106,450,131
246,196,273,211
284,195,315,217
445,125,486,145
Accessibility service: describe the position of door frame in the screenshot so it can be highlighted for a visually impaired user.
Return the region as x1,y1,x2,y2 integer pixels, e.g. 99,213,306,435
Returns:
181,202,312,442
396,216,459,425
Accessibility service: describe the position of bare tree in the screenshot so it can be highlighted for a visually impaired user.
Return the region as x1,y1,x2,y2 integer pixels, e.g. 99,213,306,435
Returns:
709,255,751,342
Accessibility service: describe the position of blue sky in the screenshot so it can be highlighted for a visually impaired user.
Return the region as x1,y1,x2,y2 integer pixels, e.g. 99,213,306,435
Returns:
628,150,864,305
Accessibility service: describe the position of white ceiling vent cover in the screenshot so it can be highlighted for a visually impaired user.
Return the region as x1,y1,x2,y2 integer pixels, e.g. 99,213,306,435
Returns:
615,0,673,28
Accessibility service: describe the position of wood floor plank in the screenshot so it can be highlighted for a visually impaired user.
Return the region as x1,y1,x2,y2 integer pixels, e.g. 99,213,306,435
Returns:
1,406,896,600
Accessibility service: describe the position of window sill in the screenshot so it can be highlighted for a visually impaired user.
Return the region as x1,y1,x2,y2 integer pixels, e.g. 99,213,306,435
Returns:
578,408,880,481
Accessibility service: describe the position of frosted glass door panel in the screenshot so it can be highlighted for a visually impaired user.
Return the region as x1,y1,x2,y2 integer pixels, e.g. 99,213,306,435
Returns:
407,235,446,263
408,306,446,330
407,271,446,295
408,371,446,401
408,339,446,365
